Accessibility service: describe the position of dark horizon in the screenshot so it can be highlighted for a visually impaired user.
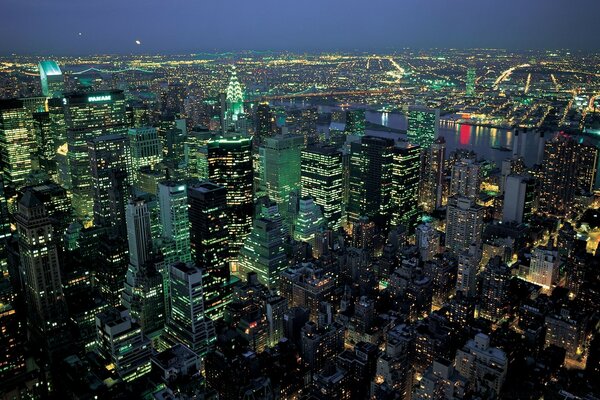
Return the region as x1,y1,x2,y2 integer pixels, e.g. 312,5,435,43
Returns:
3,0,600,55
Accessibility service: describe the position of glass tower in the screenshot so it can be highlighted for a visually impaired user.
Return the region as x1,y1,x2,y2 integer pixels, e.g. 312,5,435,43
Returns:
407,106,440,148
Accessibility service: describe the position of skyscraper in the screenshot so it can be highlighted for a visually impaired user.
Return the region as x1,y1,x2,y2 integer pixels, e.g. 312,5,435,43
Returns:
502,174,534,224
345,109,366,136
157,180,192,264
164,262,216,356
88,134,132,235
419,137,446,212
128,127,162,182
256,102,275,141
238,200,288,289
207,134,253,264
392,141,421,230
15,189,69,351
188,181,236,320
479,256,511,322
450,157,481,201
225,66,244,130
347,136,395,225
407,106,439,148
260,134,304,208
445,196,485,254
0,99,35,195
301,145,343,231
528,247,559,288
538,133,598,217
38,60,64,98
64,90,128,222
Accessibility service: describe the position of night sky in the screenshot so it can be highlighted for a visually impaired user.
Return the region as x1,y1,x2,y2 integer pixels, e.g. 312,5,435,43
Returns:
2,0,599,55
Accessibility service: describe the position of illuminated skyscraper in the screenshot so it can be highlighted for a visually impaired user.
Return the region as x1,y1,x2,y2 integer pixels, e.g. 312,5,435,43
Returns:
188,181,236,320
528,247,559,288
225,66,244,130
260,134,304,208
128,127,162,182
502,174,534,224
32,99,66,180
392,142,421,230
207,134,253,263
38,60,64,98
301,145,343,230
479,256,510,322
88,134,132,235
0,99,35,195
293,197,325,251
347,136,395,225
238,200,288,289
419,137,446,212
64,90,128,222
466,68,476,97
165,262,216,356
450,157,481,201
345,109,366,136
256,102,275,141
538,133,598,217
157,180,192,264
407,106,439,148
445,196,485,254
15,189,69,351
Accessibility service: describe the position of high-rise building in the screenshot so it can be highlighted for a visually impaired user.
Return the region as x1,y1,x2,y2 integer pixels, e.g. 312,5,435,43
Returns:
64,90,128,221
256,102,275,141
347,136,395,224
538,133,598,217
407,106,439,148
15,189,69,351
32,100,66,180
225,66,244,130
528,247,559,288
301,145,344,230
419,137,446,212
293,197,325,251
95,306,152,382
479,256,511,322
450,157,481,201
454,333,507,396
157,180,192,264
188,181,237,320
0,99,35,195
38,60,64,98
445,196,485,254
260,134,304,207
466,68,476,97
164,262,216,356
502,174,534,224
415,223,440,262
345,109,366,136
238,200,288,289
207,134,253,263
392,142,421,230
128,127,162,182
88,134,132,235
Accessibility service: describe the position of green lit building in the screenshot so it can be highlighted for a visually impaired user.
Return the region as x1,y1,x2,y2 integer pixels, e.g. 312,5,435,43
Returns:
38,60,64,98
392,142,421,231
347,136,395,225
0,99,35,196
301,145,343,230
128,127,162,183
466,68,476,97
64,90,128,222
407,106,439,148
157,180,192,265
260,134,304,209
345,109,366,136
207,134,254,267
238,200,288,290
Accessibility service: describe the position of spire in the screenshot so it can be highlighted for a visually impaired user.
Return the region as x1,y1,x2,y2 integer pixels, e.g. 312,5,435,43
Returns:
226,65,244,119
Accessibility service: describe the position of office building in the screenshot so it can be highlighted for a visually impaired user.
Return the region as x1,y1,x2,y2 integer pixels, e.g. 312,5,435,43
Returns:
128,127,162,181
88,134,132,235
260,134,304,207
450,157,481,201
347,136,395,224
466,68,476,97
238,200,288,289
63,90,128,221
502,174,534,224
158,180,192,264
256,102,275,141
301,145,344,230
407,106,439,148
528,247,559,288
38,60,64,98
392,142,421,230
164,262,216,356
188,181,236,320
419,137,446,212
479,256,511,322
207,134,253,263
0,99,35,195
345,109,365,136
